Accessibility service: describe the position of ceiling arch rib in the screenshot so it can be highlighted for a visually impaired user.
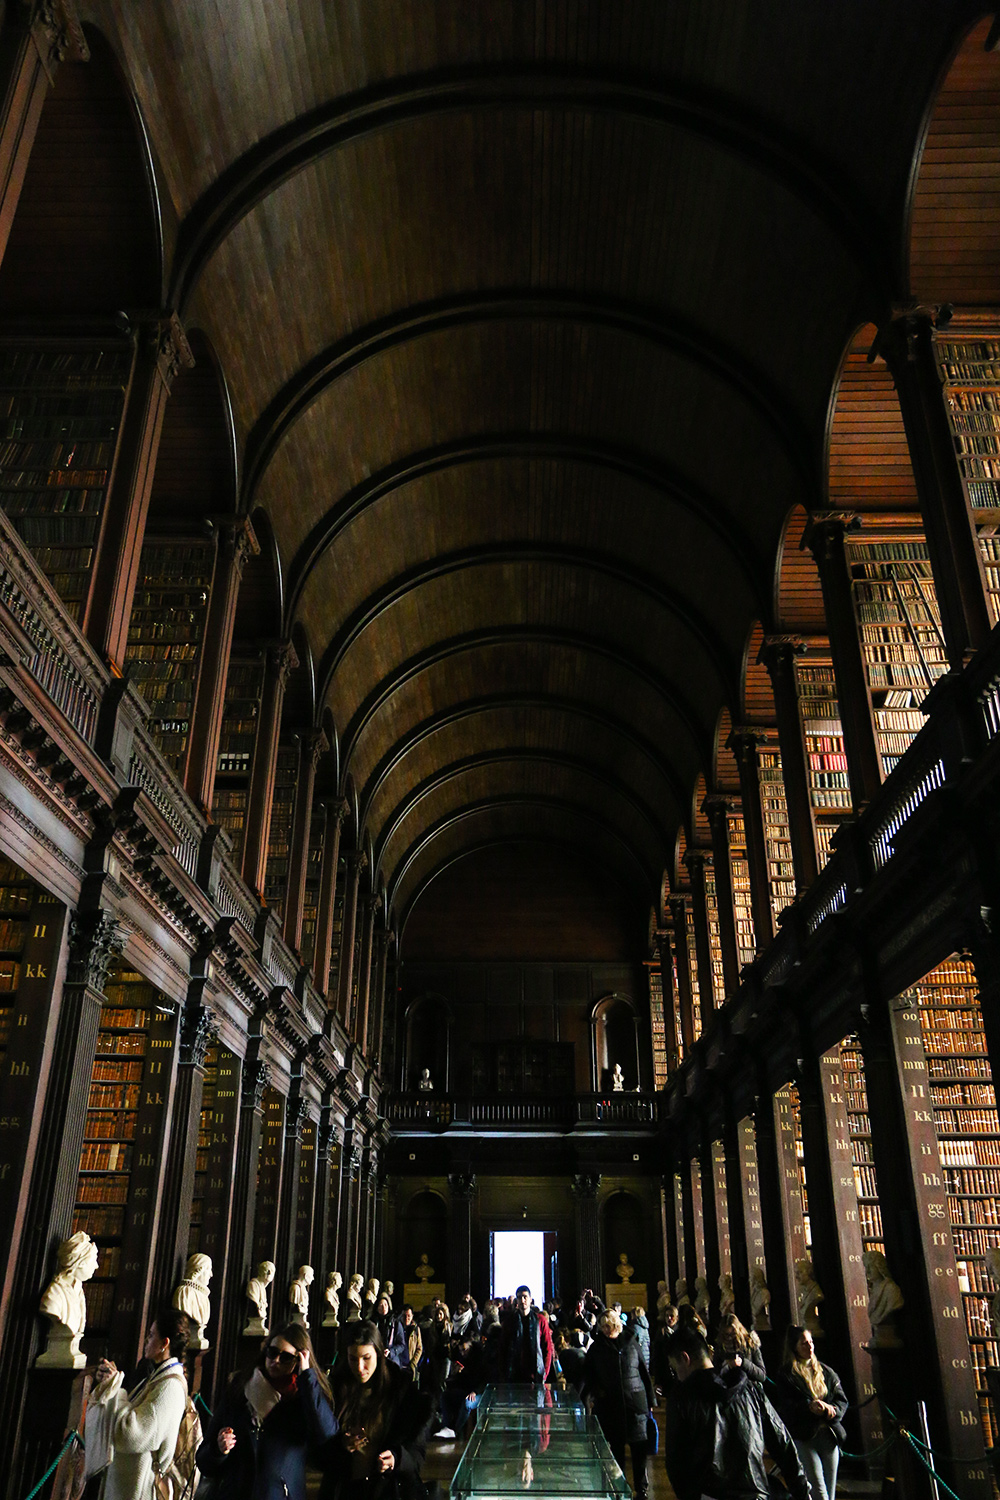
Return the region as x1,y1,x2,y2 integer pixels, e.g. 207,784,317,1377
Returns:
171,66,893,313
337,628,714,778
316,545,740,709
285,433,770,620
373,750,670,877
245,293,815,505
359,695,688,830
387,794,656,914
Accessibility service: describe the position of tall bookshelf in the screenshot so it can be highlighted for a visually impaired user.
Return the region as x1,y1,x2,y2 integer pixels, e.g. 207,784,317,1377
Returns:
913,957,1000,1447
211,650,265,865
794,659,850,867
0,342,131,621
934,330,1000,623
757,741,797,925
0,858,35,1067
300,805,325,970
703,862,726,1007
124,534,215,773
839,1035,884,1254
263,743,298,923
683,903,702,1042
728,810,756,969
647,963,668,1086
845,532,949,776
788,1084,811,1250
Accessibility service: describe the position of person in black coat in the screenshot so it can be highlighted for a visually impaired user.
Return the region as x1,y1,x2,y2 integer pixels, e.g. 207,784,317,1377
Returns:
320,1320,435,1500
713,1313,767,1386
582,1310,653,1499
196,1322,338,1500
772,1326,849,1500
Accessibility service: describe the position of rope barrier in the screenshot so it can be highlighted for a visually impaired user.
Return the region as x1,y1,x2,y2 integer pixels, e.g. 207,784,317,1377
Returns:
21,1429,81,1500
901,1426,967,1500
194,1391,213,1420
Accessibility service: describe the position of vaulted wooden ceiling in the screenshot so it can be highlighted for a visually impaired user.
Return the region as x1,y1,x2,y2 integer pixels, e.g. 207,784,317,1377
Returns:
81,1,996,927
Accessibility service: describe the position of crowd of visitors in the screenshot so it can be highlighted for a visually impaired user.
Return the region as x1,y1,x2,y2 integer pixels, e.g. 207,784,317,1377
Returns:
78,1279,849,1500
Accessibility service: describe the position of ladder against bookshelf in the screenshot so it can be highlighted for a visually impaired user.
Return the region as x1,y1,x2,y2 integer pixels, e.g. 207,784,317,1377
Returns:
211,651,265,865
72,965,176,1357
124,534,215,774
0,342,132,621
263,743,298,923
845,532,949,776
934,330,1000,624
839,1035,885,1255
912,957,1000,1448
757,740,797,925
794,658,849,867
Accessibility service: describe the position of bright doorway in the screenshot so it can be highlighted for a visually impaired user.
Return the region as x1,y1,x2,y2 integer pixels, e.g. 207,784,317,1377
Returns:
490,1230,558,1301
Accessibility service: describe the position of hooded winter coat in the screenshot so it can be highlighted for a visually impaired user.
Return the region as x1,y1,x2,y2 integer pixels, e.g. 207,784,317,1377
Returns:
582,1326,653,1447
629,1311,651,1370
196,1366,338,1500
664,1364,811,1500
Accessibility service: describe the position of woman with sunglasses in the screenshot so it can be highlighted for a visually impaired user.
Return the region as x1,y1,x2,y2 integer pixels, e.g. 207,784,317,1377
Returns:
320,1321,435,1500
196,1322,337,1499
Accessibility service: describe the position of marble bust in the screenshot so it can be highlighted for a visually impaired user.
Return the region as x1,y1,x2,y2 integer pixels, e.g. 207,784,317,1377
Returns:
749,1265,771,1331
794,1258,824,1334
289,1265,314,1326
345,1272,364,1322
323,1270,342,1328
244,1259,275,1337
172,1252,212,1349
864,1250,905,1347
37,1231,99,1368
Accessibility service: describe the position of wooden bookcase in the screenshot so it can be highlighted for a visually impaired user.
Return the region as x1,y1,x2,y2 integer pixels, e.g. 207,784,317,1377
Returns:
839,1035,884,1255
913,957,1000,1446
195,1046,240,1269
845,530,948,777
300,805,325,969
72,964,176,1358
794,658,849,867
757,739,797,924
787,1084,811,1250
681,901,703,1042
124,533,215,774
702,862,726,1007
211,650,266,865
294,1117,317,1267
0,341,131,622
646,964,668,1086
253,1087,285,1267
0,858,36,1067
934,329,1000,623
188,1046,217,1254
263,742,298,923
727,809,756,969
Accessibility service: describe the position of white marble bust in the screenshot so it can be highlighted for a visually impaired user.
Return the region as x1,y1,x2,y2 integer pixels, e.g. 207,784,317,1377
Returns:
289,1265,314,1326
37,1231,99,1369
173,1252,212,1349
244,1259,275,1337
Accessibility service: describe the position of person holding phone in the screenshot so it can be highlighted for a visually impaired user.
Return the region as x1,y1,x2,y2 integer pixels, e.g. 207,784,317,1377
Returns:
196,1322,337,1500
321,1321,435,1500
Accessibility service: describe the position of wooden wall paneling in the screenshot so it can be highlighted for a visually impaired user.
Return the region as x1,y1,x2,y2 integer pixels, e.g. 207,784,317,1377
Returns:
0,909,124,1492
859,994,990,1494
310,1109,338,1302
274,1097,303,1322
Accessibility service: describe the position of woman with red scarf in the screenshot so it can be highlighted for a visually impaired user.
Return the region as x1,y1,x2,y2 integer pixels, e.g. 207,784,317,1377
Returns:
196,1322,337,1500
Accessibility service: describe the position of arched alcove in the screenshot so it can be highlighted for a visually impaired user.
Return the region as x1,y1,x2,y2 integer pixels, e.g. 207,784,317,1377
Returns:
405,994,451,1093
602,1189,650,1298
592,993,639,1092
399,1188,448,1291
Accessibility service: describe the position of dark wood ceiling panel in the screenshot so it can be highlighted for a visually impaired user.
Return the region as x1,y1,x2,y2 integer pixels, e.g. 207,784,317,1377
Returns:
741,621,777,726
909,17,1000,306
774,506,828,634
827,324,919,514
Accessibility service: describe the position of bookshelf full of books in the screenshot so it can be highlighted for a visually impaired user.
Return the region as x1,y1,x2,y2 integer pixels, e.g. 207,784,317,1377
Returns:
845,532,948,777
757,739,797,926
787,1084,811,1250
703,861,726,1008
300,805,326,970
263,743,298,923
124,534,215,774
794,659,850,867
211,650,266,865
934,330,1000,624
0,342,132,621
683,903,703,1043
647,963,669,1086
0,859,35,1067
727,810,757,970
839,1035,884,1255
913,957,1000,1446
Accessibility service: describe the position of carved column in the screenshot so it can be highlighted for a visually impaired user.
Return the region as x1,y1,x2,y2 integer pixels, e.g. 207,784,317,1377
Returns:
333,1117,357,1278
721,1095,752,1328
703,796,741,993
728,727,775,945
276,1093,306,1304
879,311,992,665
680,1158,699,1284
85,313,195,667
185,516,258,809
241,639,297,897
758,636,818,890
218,1057,266,1380
283,729,327,953
684,849,717,1031
698,1131,721,1328
151,993,215,1300
356,893,379,1056
0,0,88,270
0,908,126,1486
447,1172,476,1300
314,798,348,1001
656,928,680,1073
752,1072,794,1333
371,924,391,1065
668,896,697,1050
804,513,882,806
337,849,367,1034
571,1173,602,1293
662,1175,678,1289
311,1106,339,1287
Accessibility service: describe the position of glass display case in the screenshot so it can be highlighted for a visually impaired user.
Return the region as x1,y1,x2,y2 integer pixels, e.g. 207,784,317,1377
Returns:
451,1385,630,1500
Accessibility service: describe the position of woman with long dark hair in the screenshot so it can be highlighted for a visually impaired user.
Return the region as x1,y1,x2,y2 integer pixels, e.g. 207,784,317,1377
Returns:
773,1326,848,1500
321,1321,435,1500
196,1321,337,1500
713,1312,766,1385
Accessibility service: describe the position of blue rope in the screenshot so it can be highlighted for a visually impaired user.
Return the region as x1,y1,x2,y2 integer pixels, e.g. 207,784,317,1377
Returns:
21,1429,81,1500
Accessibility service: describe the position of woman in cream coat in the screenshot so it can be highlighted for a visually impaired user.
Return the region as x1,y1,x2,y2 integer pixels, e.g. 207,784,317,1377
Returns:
85,1305,191,1500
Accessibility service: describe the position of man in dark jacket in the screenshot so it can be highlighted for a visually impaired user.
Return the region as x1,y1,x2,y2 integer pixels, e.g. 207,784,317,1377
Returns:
500,1286,554,1383
663,1323,812,1500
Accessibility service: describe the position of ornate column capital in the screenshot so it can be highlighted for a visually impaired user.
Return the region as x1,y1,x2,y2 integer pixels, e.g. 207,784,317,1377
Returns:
28,0,88,73
298,727,328,771
571,1171,601,1200
67,911,128,993
285,1095,308,1141
241,1059,270,1111
683,846,712,874
449,1172,477,1199
757,634,806,680
217,515,260,576
347,848,369,879
265,638,299,687
801,510,861,568
727,725,767,761
179,1002,216,1067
